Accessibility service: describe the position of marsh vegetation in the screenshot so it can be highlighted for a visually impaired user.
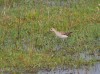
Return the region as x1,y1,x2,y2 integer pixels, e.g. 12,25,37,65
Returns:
0,0,100,73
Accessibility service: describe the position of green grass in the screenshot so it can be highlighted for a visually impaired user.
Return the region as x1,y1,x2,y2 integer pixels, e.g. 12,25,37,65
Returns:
0,0,100,71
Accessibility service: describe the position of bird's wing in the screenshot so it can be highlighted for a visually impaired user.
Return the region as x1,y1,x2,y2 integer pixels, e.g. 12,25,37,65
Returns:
61,32,72,36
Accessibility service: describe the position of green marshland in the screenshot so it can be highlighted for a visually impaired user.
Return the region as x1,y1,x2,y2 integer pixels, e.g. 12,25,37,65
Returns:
0,0,100,72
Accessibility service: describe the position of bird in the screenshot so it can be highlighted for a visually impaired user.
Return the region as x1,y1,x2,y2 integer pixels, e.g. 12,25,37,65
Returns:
50,28,72,39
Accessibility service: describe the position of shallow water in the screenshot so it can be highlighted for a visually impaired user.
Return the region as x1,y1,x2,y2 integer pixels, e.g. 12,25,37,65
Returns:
0,50,99,74
38,63,100,74
34,0,80,7
0,63,100,74
38,51,100,74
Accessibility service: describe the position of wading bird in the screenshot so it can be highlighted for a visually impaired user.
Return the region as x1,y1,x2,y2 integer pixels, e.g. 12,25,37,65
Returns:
50,28,72,40
50,28,72,50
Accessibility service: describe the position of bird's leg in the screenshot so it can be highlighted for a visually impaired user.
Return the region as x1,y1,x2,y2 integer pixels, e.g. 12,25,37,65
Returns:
63,39,66,47
60,39,64,49
62,39,68,48
55,37,61,50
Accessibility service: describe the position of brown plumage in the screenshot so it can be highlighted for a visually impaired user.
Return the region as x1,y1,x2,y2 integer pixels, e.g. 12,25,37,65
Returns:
50,28,72,39
62,32,72,36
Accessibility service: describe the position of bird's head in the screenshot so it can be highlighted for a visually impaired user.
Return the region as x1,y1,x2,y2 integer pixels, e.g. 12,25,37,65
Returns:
50,28,56,32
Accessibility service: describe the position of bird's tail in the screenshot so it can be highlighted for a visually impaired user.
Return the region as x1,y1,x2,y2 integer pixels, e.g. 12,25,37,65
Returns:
65,32,73,36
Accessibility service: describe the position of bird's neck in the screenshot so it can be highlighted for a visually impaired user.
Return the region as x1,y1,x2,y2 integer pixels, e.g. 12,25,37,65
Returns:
53,29,60,35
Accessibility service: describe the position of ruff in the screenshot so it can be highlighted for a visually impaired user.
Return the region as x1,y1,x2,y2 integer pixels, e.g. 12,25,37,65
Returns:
50,28,72,39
